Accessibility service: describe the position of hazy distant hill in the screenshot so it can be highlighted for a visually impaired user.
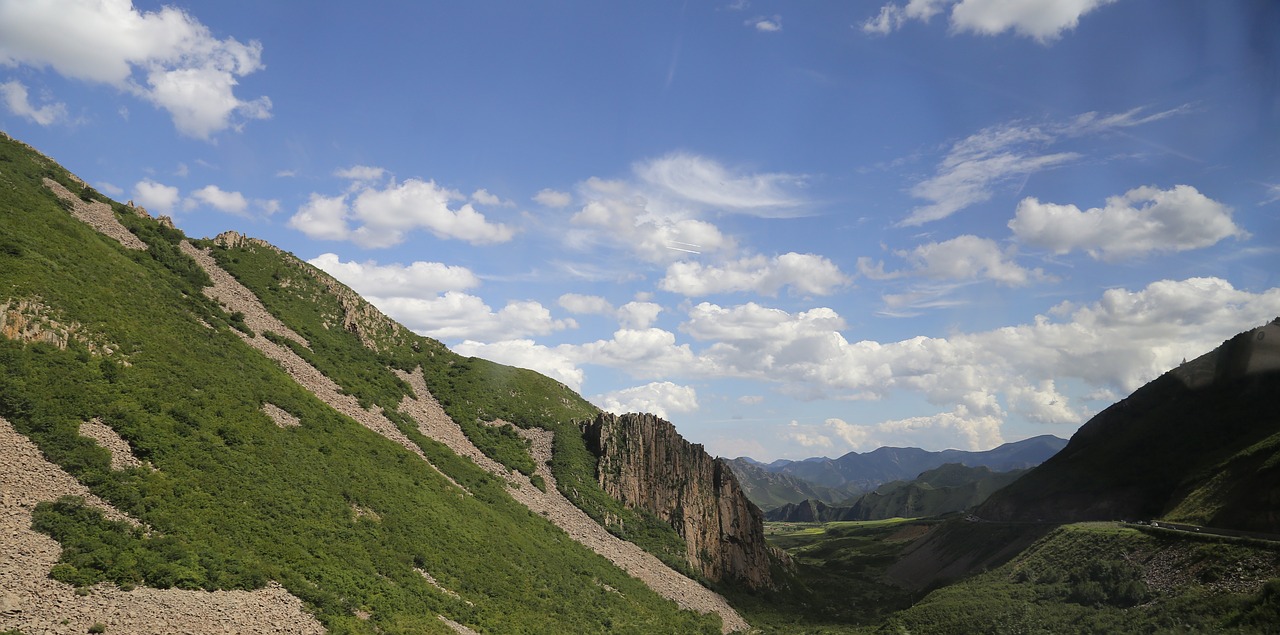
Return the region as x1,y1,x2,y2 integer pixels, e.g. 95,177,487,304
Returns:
978,320,1280,532
730,435,1065,510
765,464,1026,522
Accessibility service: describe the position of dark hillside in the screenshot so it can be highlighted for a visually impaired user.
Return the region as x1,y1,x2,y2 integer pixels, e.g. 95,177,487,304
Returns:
978,321,1280,532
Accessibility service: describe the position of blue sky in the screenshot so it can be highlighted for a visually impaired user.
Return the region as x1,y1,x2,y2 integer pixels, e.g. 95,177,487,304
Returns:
3,0,1278,459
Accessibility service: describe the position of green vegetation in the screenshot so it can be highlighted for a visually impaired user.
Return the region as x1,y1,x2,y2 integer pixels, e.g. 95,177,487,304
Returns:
718,519,930,632
0,133,720,633
208,236,695,575
879,523,1280,634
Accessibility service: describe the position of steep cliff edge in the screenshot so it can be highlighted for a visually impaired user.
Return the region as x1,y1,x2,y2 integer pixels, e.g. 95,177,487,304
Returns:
582,412,779,589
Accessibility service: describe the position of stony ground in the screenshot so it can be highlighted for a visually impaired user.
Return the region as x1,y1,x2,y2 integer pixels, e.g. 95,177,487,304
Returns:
396,368,749,633
0,416,325,635
42,178,147,251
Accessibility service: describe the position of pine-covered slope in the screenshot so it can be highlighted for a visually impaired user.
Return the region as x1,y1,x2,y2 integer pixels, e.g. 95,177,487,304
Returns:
0,132,743,633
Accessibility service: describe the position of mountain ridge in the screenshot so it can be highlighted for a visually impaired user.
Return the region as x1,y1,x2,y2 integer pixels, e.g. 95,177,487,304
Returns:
0,131,749,633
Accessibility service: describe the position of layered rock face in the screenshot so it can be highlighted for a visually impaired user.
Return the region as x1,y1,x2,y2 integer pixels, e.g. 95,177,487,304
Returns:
582,412,776,589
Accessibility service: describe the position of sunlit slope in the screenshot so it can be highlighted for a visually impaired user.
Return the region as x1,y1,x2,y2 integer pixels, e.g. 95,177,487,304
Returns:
0,132,722,633
977,322,1280,532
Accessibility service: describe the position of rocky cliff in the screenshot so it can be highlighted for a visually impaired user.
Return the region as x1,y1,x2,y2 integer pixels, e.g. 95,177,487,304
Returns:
582,412,778,589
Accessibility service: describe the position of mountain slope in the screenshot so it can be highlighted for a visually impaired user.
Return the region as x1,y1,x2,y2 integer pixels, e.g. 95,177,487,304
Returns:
723,457,860,510
977,321,1280,532
0,132,742,633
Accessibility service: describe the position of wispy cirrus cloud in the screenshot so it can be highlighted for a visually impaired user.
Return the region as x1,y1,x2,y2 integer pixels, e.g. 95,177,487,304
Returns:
898,106,1189,227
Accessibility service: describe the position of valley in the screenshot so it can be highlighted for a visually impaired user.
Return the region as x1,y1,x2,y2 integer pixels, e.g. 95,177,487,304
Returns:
2,130,1280,634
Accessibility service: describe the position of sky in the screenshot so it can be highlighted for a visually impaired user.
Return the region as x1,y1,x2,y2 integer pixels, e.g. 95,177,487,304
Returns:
2,0,1278,460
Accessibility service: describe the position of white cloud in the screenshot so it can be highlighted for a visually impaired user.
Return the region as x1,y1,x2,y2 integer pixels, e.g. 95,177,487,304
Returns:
826,405,1004,451
738,395,764,405
289,194,349,241
863,0,1116,42
188,184,248,215
375,292,574,342
558,293,616,316
662,279,1280,449
309,253,481,298
132,179,180,213
1010,185,1247,261
0,80,67,125
899,107,1187,226
593,381,699,419
861,0,947,35
660,253,849,296
634,152,805,217
569,197,735,263
617,301,663,329
746,16,782,32
470,188,512,207
0,0,271,138
452,339,585,391
950,0,1117,41
901,122,1078,226
572,328,704,379
533,188,573,208
558,294,664,329
450,340,586,389
1006,379,1079,424
289,176,516,247
334,165,386,182
95,181,124,196
864,235,1047,286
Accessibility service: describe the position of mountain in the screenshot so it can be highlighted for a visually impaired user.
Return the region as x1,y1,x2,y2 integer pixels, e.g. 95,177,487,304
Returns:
583,413,778,588
723,457,861,511
977,320,1280,532
0,132,753,633
765,464,1026,522
731,435,1066,508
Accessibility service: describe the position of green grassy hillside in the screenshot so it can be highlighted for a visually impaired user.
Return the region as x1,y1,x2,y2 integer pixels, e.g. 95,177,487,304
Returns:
879,523,1280,634
0,133,719,633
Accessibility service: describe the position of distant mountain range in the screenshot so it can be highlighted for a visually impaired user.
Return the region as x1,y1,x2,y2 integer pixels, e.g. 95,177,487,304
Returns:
766,463,1027,522
726,434,1067,511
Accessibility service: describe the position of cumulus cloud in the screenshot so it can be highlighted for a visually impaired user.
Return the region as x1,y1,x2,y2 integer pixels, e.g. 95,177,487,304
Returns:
746,16,782,32
289,173,516,248
660,253,850,296
308,253,481,298
533,188,573,208
0,0,271,138
660,278,1280,449
569,196,735,263
861,235,1048,286
899,107,1187,226
0,80,68,125
187,184,248,215
863,0,1116,42
451,339,585,391
557,294,664,329
132,179,180,213
593,381,699,419
1009,185,1247,261
374,292,574,342
573,328,704,379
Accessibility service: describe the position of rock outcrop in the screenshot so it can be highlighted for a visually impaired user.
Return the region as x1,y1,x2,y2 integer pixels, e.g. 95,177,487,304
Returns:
582,412,778,589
